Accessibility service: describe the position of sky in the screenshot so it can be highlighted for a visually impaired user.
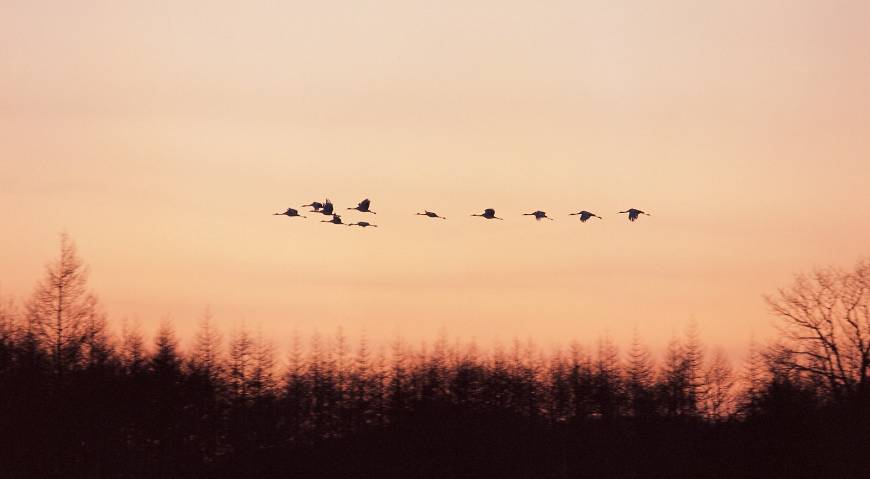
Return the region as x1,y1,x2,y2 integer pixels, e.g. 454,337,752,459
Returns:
2,0,869,355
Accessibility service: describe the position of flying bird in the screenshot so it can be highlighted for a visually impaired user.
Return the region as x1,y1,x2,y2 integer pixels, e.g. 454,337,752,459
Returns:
320,199,335,215
321,214,343,225
618,209,650,222
524,210,553,221
302,201,324,212
416,210,446,220
570,211,602,222
472,208,503,220
273,207,306,218
348,221,377,228
349,198,376,214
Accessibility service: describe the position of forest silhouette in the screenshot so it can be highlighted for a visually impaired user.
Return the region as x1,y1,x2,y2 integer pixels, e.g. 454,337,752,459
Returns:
1,234,868,478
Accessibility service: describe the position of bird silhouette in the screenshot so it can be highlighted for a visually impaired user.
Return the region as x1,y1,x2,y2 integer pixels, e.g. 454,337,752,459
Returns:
302,201,323,212
416,210,446,220
321,214,343,225
619,208,650,222
349,198,376,214
320,199,335,215
472,208,503,220
524,210,553,221
273,207,306,218
348,221,377,228
570,211,602,222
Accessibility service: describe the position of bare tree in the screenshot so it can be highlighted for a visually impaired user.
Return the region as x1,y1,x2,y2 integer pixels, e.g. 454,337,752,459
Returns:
547,350,572,423
567,341,594,420
626,329,656,418
703,347,735,420
765,260,870,403
369,345,388,426
250,330,277,399
228,325,254,403
350,332,372,429
590,336,622,418
683,319,706,415
0,290,18,373
25,233,100,381
660,336,681,417
0,290,17,347
387,335,409,416
84,310,111,369
151,320,182,379
282,329,310,442
120,318,147,374
189,307,223,383
737,336,767,414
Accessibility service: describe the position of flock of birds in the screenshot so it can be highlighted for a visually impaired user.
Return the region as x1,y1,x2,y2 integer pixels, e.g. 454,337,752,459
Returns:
274,198,651,227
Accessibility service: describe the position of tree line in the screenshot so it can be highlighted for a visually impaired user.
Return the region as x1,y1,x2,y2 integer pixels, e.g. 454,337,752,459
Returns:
0,234,868,478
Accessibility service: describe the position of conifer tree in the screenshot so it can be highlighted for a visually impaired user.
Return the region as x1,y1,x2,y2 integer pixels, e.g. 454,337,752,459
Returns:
26,233,100,381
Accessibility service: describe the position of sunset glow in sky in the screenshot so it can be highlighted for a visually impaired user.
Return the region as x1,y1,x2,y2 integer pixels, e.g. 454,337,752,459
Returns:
2,1,869,353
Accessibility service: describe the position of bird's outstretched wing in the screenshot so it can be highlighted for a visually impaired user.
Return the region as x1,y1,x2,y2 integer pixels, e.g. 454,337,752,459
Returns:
359,199,370,210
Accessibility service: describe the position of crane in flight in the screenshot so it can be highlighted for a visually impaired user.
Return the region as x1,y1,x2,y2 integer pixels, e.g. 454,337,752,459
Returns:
348,221,378,228
618,209,650,222
273,207,305,218
319,199,335,215
472,208,503,220
348,198,376,214
570,211,602,222
524,210,553,221
321,214,344,225
302,201,323,212
416,210,446,220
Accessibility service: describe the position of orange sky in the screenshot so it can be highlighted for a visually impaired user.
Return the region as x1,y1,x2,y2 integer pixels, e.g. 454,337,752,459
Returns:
2,1,869,354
